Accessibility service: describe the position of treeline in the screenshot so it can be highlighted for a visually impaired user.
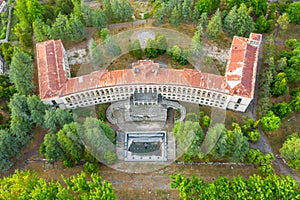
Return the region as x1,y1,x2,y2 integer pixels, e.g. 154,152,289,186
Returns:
40,117,118,172
257,38,300,130
0,170,116,199
153,0,300,39
173,113,260,163
170,173,300,200
14,0,134,47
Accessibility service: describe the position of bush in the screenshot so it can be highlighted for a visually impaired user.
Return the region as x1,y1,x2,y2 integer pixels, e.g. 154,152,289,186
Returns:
84,161,99,173
258,164,274,176
103,151,118,164
63,158,74,168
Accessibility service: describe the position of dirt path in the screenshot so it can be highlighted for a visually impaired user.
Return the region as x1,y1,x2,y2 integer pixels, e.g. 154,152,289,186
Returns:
108,19,155,30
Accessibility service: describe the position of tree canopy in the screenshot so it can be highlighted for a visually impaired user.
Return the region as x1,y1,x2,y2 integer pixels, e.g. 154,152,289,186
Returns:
0,170,116,199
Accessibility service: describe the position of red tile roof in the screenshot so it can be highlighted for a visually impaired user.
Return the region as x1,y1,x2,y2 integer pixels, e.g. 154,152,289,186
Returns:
36,33,261,101
36,40,68,99
59,63,229,96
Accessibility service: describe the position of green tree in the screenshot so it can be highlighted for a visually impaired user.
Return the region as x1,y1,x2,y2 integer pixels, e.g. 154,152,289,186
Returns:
290,90,300,111
66,13,86,42
206,9,222,40
260,111,281,131
154,5,165,25
0,170,116,199
169,7,180,27
280,133,300,170
89,39,105,69
277,13,290,35
27,95,48,126
255,15,268,33
9,48,34,95
127,39,142,59
287,2,300,24
103,36,122,57
0,42,14,66
49,13,68,40
250,0,268,16
201,115,211,128
145,39,158,58
155,33,168,55
271,102,292,119
81,117,116,164
196,0,213,15
210,124,228,159
182,0,192,23
57,122,83,163
228,128,249,162
33,18,49,42
224,4,254,37
55,0,74,16
42,133,66,162
111,0,134,22
271,72,289,96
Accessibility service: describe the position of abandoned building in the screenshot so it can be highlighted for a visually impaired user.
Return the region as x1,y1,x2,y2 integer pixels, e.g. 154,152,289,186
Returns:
36,33,262,113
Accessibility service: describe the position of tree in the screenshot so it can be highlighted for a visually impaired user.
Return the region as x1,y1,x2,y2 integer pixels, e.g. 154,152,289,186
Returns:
169,7,180,27
42,133,66,162
201,115,211,128
33,18,49,42
145,39,158,58
81,117,116,164
49,13,68,40
9,48,34,95
91,9,107,29
154,5,165,25
103,36,122,57
255,15,268,33
27,95,47,126
277,13,290,34
271,102,292,119
0,170,116,199
287,2,300,24
210,125,228,159
57,122,83,163
280,133,300,170
224,4,254,37
290,90,300,111
155,33,168,55
170,172,300,199
0,130,21,172
182,0,192,23
103,0,113,22
127,39,142,59
89,39,105,69
196,0,213,15
260,111,281,131
271,72,289,96
173,120,204,157
206,9,222,40
55,0,74,16
111,0,134,22
198,12,208,28
66,13,86,42
250,0,268,16
228,128,249,162
0,42,14,66
190,30,203,58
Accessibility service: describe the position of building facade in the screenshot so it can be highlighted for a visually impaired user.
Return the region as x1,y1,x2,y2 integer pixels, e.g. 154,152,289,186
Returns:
36,33,262,112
